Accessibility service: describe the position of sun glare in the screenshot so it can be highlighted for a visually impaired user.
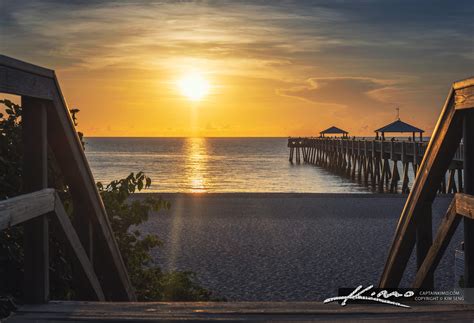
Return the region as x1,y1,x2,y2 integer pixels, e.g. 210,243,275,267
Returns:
177,72,210,101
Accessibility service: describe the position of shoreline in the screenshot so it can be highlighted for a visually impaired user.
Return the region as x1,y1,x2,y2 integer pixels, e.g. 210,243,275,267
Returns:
134,192,453,198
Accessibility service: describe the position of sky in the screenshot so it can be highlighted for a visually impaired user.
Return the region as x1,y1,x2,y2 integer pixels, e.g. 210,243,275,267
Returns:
1,0,473,137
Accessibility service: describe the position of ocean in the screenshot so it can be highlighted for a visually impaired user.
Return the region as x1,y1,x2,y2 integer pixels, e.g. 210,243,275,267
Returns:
85,137,370,193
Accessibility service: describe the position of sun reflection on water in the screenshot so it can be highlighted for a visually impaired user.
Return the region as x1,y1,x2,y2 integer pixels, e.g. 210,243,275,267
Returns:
185,137,208,193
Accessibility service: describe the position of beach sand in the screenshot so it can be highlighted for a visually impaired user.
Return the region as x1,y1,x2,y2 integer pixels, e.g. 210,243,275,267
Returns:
134,193,458,301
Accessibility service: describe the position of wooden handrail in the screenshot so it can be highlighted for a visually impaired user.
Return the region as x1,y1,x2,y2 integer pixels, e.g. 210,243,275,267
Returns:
0,55,135,301
0,190,105,300
456,193,474,219
413,193,474,288
379,77,474,288
0,189,55,230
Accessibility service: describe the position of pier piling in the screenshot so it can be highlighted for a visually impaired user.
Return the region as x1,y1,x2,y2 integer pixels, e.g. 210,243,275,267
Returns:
288,137,464,194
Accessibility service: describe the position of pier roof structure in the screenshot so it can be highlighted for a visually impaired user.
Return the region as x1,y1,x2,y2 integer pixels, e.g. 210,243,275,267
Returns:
320,126,348,138
375,119,424,141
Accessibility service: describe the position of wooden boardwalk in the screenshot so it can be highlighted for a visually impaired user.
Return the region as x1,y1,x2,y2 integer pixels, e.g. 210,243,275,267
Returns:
288,138,464,193
6,301,474,322
2,56,473,322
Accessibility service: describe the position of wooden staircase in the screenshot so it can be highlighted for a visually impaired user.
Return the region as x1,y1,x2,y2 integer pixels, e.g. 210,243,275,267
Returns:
0,55,135,303
379,77,474,291
1,55,473,320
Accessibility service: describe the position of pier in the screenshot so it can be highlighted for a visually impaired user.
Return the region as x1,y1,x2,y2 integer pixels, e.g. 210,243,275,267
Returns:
288,137,464,194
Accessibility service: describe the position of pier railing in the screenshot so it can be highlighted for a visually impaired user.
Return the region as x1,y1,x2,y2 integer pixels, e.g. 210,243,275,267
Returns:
0,55,135,303
288,138,464,193
289,77,474,293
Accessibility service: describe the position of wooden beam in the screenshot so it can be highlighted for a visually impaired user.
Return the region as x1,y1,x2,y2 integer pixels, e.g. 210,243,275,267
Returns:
22,96,49,304
456,193,474,219
0,66,55,100
413,200,460,288
453,77,474,90
379,85,464,288
455,86,474,110
49,70,135,301
415,203,433,289
53,197,105,301
0,190,105,301
72,197,97,300
0,54,55,78
454,77,474,110
0,189,55,230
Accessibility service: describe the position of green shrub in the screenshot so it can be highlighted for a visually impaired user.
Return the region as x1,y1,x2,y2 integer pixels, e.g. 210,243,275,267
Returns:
0,99,215,302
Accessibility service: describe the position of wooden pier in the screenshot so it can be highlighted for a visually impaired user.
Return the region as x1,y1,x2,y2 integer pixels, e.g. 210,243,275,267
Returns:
288,138,464,194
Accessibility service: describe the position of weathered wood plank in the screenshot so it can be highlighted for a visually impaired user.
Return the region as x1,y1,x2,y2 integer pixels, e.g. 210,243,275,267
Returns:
0,54,55,78
379,85,464,288
455,85,474,110
0,66,55,100
453,77,474,90
6,301,474,322
456,193,474,219
0,189,55,230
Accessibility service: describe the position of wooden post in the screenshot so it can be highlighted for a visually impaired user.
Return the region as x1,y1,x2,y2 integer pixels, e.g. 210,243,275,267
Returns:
390,161,400,193
22,96,49,303
458,168,463,193
447,169,457,193
463,110,474,292
416,203,434,289
413,142,419,175
72,196,96,300
402,162,410,193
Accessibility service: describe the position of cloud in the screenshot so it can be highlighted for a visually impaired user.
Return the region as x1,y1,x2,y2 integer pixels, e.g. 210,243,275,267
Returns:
1,0,472,136
1,0,472,81
278,77,391,111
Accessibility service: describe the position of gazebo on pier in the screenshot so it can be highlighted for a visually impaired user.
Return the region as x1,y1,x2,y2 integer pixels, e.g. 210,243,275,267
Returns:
375,119,424,141
320,126,349,138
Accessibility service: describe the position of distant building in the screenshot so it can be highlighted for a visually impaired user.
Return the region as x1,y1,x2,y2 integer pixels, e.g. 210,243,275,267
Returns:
320,126,349,138
375,119,424,141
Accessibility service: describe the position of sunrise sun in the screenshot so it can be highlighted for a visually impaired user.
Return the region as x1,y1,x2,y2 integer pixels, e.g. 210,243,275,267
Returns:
177,72,210,101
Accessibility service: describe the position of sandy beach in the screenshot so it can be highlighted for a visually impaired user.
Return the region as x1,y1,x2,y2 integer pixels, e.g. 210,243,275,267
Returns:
135,194,458,301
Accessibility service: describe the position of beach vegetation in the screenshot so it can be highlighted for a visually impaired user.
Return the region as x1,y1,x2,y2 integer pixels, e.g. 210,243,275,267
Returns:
0,99,214,304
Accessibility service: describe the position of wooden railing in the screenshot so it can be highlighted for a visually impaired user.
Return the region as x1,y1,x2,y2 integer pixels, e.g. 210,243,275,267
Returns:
0,55,135,303
288,138,464,163
0,189,105,300
379,77,474,291
288,137,464,194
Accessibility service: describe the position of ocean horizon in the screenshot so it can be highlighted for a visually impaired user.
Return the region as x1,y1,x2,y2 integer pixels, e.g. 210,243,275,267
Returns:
85,137,374,193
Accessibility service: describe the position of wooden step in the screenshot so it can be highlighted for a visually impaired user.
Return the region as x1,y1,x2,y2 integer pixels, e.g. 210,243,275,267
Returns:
5,301,474,322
